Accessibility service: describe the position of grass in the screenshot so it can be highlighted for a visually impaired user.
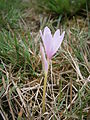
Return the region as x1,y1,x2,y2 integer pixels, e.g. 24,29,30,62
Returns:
0,0,22,29
0,0,90,120
32,0,86,15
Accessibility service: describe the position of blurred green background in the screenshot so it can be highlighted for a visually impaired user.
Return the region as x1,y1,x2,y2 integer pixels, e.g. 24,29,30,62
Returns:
33,0,86,14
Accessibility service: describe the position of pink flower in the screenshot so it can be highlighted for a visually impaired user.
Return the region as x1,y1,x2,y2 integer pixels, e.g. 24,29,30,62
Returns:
40,26,65,59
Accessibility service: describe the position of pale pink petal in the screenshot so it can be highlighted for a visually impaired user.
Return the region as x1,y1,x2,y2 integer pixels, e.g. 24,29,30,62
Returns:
40,26,53,59
40,43,48,73
53,29,60,39
40,26,65,60
50,31,65,57
43,26,52,37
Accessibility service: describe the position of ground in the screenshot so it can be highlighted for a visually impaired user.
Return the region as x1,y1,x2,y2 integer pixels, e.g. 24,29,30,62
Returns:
0,1,90,120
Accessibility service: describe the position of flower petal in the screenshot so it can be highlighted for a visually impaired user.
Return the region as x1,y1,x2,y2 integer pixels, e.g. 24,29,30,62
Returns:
40,43,48,73
53,29,60,39
50,31,65,57
43,26,52,37
40,26,53,59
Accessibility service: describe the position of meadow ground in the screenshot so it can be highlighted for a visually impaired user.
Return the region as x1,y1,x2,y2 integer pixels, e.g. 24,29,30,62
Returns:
0,0,90,120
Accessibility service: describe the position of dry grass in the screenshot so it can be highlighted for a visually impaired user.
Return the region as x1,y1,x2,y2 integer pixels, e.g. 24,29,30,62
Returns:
0,4,90,120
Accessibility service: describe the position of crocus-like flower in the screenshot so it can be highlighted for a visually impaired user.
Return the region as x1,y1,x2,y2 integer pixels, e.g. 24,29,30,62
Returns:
40,26,65,113
40,26,65,59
